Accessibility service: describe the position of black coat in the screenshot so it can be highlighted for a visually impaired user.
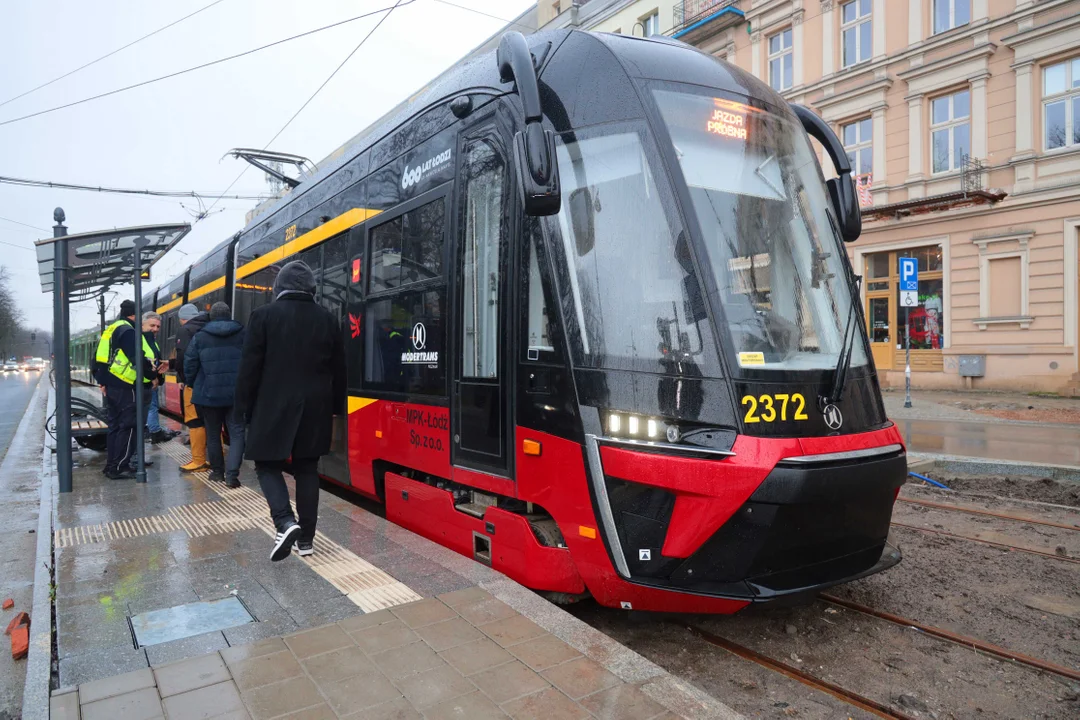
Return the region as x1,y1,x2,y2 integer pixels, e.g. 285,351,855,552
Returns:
184,320,245,408
174,312,209,384
235,295,345,461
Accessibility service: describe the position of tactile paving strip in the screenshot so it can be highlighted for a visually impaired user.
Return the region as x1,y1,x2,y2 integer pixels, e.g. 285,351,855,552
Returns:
56,440,421,613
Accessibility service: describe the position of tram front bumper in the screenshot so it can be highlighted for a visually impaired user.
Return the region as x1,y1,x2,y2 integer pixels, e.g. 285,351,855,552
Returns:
598,437,907,603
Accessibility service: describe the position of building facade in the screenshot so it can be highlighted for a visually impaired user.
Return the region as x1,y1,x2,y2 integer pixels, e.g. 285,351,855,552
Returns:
540,0,1080,393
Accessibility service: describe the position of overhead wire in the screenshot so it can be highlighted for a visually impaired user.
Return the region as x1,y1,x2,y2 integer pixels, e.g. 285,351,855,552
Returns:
0,0,417,128
0,175,265,200
431,0,536,30
0,0,230,110
202,0,412,218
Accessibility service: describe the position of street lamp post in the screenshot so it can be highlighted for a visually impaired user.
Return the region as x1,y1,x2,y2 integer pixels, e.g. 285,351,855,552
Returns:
52,208,73,494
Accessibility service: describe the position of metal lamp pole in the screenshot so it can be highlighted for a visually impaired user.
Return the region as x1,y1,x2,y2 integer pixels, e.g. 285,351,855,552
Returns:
133,240,147,484
904,306,912,408
52,208,73,493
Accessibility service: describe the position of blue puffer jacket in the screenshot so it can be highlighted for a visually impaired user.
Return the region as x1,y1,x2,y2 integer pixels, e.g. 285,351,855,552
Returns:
184,320,245,408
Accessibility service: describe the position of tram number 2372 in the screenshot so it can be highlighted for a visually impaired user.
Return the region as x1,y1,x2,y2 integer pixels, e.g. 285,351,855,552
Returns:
741,393,810,423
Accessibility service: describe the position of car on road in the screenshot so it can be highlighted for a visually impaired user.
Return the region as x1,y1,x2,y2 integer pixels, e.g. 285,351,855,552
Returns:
26,358,44,371
3,362,18,372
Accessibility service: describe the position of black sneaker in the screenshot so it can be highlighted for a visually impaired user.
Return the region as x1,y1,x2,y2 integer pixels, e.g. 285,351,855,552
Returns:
149,430,171,444
297,542,313,557
224,476,241,489
207,470,226,483
270,523,301,562
104,468,135,480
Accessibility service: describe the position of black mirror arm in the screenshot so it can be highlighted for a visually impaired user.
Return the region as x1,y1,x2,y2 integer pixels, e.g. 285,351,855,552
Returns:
789,104,851,175
498,31,561,215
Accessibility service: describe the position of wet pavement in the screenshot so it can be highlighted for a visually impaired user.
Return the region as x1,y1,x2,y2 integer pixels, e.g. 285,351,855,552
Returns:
45,415,722,719
896,417,1080,468
0,372,46,718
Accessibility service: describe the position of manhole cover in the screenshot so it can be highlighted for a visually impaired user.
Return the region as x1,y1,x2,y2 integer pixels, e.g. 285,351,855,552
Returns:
129,596,254,647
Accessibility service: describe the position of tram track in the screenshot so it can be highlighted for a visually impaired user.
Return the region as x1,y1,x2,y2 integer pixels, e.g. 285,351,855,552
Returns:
678,591,1080,720
818,594,1080,683
896,496,1080,532
682,622,919,720
890,520,1080,563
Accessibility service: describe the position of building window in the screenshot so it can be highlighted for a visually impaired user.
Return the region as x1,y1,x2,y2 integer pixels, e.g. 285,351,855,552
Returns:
768,29,793,92
842,118,873,176
933,0,970,35
641,11,660,37
841,0,872,68
1043,58,1080,151
930,89,970,173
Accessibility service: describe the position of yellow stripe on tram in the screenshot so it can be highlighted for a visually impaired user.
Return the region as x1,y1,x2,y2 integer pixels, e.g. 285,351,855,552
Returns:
156,297,183,314
188,276,226,303
235,207,381,281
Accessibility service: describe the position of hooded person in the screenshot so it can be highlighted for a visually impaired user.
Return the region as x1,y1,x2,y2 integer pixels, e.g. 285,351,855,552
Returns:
185,302,246,488
236,261,345,561
174,302,211,471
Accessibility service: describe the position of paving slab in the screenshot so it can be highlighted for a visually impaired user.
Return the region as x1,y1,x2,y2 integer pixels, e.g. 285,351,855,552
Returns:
40,425,742,719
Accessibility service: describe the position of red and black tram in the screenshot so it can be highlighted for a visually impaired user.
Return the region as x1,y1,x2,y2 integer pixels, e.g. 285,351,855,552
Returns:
80,29,907,614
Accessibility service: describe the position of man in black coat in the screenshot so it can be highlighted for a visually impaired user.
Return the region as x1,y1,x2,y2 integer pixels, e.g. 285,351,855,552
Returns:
236,261,345,561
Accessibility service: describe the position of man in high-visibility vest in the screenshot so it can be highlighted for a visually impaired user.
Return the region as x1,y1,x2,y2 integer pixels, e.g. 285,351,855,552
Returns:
94,300,158,480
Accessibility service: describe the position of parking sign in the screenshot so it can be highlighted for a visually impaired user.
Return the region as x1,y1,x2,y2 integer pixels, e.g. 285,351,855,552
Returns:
899,257,918,291
899,257,919,307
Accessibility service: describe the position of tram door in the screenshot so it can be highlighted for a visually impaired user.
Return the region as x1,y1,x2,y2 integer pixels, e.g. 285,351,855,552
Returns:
452,133,513,477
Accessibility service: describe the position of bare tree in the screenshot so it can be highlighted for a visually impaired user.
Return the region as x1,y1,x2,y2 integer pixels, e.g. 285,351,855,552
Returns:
0,268,25,360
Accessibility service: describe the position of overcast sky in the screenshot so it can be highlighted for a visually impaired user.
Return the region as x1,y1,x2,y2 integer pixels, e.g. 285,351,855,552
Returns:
0,0,534,333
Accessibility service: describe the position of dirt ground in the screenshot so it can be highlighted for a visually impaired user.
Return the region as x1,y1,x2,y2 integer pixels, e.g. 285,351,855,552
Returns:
570,475,1080,719
921,471,1080,508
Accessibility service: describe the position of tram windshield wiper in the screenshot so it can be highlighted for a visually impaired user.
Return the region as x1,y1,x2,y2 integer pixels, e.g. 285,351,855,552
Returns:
825,273,861,406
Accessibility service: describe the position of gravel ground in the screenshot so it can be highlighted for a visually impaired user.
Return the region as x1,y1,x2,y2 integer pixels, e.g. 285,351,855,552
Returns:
570,474,1080,719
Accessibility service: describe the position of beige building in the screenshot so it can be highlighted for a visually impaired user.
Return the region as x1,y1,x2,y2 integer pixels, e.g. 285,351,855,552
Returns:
540,0,1080,393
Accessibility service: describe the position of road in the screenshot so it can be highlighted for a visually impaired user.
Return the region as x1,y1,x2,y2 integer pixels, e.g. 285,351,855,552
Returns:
0,371,45,719
896,417,1080,468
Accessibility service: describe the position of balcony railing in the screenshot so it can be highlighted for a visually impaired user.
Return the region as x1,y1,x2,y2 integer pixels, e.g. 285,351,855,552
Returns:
672,0,741,35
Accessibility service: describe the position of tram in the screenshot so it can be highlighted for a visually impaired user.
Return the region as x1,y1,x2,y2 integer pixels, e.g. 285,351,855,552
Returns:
76,30,907,613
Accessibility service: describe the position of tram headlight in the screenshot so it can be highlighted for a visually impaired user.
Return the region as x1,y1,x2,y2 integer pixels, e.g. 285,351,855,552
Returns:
606,412,671,442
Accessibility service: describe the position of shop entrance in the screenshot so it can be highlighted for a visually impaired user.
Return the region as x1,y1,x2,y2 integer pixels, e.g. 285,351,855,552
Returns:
863,246,945,372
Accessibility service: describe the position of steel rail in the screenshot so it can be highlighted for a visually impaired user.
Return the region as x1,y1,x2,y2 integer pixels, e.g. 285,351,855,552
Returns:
890,521,1080,564
820,594,1080,683
897,496,1080,531
683,623,918,719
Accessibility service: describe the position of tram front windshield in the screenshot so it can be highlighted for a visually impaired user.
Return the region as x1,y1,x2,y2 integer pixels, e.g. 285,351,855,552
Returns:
652,87,867,373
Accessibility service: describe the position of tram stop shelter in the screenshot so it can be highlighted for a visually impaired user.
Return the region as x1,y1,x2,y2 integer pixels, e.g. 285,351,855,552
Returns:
35,216,190,492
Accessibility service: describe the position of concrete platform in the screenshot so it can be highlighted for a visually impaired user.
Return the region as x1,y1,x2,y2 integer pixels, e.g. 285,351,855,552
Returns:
37,394,739,719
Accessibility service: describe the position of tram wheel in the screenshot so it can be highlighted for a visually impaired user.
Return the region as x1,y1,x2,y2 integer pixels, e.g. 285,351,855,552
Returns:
529,518,567,548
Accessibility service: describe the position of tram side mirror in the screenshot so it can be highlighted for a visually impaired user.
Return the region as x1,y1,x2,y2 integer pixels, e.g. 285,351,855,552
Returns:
683,274,708,324
827,173,862,243
513,127,562,217
789,103,862,243
500,31,561,217
567,187,595,256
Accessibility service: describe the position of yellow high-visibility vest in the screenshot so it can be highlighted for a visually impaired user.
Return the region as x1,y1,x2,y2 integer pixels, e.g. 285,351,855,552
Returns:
95,320,154,385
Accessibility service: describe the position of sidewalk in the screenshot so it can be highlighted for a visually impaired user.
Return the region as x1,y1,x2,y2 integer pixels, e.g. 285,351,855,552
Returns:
40,409,737,719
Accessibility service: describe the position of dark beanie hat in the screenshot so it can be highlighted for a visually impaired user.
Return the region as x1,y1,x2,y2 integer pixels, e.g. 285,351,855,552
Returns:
272,261,317,298
119,299,136,318
209,302,231,321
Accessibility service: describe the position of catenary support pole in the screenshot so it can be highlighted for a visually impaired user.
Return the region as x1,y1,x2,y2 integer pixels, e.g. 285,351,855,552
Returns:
53,208,72,493
133,240,146,484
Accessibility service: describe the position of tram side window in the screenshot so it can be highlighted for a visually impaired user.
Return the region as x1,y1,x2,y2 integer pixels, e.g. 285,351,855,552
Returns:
363,196,447,396
234,266,277,325
363,289,446,395
320,234,349,320
369,200,444,293
523,227,557,361
461,140,504,379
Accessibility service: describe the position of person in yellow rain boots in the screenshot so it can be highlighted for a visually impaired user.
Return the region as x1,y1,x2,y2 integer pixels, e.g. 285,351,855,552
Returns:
174,303,210,472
